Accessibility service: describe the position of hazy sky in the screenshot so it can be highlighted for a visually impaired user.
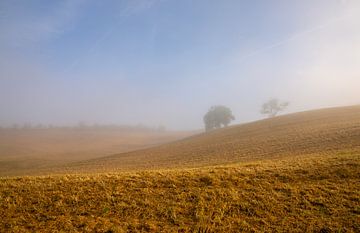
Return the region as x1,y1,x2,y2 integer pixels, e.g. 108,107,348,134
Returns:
1,0,359,129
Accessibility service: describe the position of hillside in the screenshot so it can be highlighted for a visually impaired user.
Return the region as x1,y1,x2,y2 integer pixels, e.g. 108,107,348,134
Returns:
63,105,360,174
1,151,359,232
0,128,194,176
1,106,359,232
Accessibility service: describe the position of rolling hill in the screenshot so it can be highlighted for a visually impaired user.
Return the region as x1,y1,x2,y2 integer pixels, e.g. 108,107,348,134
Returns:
62,105,360,174
0,128,194,176
1,106,359,232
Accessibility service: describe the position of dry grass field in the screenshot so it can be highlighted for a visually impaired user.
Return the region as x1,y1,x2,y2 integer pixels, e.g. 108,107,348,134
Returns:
0,128,194,176
1,152,359,232
60,105,360,174
0,106,359,232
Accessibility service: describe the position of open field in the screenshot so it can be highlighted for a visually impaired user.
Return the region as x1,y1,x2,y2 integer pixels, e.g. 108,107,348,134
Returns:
1,152,359,232
2,1,359,232
0,128,194,176
0,106,359,232
57,105,360,175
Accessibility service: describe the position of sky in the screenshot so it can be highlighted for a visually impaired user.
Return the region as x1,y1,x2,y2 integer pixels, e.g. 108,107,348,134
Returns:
0,0,359,130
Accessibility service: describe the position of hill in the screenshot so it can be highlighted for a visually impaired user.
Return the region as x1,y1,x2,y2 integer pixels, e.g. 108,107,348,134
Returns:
0,105,359,232
0,128,194,176
1,150,359,232
62,105,360,174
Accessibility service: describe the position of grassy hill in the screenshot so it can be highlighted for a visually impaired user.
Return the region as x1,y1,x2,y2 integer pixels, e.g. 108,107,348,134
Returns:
0,128,194,176
0,105,359,232
62,105,360,174
1,152,359,232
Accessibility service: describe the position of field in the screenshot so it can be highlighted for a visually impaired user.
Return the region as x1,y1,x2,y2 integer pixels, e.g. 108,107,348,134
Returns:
0,128,194,176
0,106,359,232
56,105,359,174
1,152,359,232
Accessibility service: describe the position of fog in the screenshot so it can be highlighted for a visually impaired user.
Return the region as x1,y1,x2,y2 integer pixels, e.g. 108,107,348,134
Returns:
1,0,359,130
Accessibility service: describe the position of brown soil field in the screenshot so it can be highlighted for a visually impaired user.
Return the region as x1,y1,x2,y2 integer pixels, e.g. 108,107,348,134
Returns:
0,128,194,176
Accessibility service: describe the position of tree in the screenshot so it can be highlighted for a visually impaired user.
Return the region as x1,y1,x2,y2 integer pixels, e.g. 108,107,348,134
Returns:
157,124,166,132
203,105,235,131
261,98,289,118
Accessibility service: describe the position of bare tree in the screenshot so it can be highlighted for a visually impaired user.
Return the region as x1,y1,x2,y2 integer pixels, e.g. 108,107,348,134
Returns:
261,98,289,118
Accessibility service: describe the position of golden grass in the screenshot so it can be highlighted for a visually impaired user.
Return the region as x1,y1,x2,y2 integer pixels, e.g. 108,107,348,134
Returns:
0,128,194,176
1,106,359,232
1,152,359,232
58,105,360,175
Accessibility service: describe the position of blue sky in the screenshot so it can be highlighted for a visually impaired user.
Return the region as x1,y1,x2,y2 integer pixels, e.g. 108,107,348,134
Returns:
1,0,359,129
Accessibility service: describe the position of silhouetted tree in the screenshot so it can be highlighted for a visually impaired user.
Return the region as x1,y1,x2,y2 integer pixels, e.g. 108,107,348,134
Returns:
203,105,235,131
261,98,289,118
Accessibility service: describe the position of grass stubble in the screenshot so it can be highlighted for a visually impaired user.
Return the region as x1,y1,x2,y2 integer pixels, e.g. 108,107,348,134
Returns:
1,151,359,232
1,106,359,232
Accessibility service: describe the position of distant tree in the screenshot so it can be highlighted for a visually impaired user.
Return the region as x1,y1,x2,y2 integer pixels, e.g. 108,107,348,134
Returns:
157,125,166,132
203,105,235,131
22,122,32,130
261,98,289,118
35,124,44,129
77,121,87,129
